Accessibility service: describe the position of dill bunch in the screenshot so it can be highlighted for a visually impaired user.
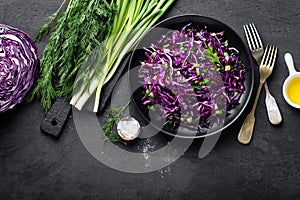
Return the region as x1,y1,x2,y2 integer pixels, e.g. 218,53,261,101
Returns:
28,0,115,111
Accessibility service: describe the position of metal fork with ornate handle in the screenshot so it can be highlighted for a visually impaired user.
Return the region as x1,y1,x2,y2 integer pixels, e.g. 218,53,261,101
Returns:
238,45,278,144
243,23,282,125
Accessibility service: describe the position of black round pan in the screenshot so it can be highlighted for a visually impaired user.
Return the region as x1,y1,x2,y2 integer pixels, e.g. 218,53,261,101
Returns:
128,15,254,138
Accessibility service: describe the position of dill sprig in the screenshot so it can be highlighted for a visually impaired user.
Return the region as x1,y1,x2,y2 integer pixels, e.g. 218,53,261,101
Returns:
102,101,131,144
34,0,68,42
204,46,223,68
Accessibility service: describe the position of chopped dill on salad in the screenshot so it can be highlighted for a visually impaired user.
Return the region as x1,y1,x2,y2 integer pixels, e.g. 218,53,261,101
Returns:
139,24,247,130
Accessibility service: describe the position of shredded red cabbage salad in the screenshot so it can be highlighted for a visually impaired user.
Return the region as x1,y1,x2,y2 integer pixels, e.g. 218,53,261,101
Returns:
139,24,247,129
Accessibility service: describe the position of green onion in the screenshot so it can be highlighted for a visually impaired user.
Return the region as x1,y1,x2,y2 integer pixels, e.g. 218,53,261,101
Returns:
71,0,176,112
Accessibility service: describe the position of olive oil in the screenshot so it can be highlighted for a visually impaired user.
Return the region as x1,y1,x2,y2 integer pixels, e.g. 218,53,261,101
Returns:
287,77,300,105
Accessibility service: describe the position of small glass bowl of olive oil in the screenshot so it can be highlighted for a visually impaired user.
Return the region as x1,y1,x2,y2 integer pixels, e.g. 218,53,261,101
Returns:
283,53,300,109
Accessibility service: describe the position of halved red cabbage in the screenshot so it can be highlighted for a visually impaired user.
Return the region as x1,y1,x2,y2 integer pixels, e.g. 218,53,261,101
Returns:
0,24,39,113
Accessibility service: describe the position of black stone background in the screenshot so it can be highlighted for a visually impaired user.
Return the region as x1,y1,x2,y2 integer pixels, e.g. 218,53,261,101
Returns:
1,0,300,199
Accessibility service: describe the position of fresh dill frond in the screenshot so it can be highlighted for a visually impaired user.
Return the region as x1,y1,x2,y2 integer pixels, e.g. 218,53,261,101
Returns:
101,101,131,144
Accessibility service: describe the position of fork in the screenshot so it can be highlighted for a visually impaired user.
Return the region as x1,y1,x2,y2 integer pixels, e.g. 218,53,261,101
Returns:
243,23,282,125
238,45,278,144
